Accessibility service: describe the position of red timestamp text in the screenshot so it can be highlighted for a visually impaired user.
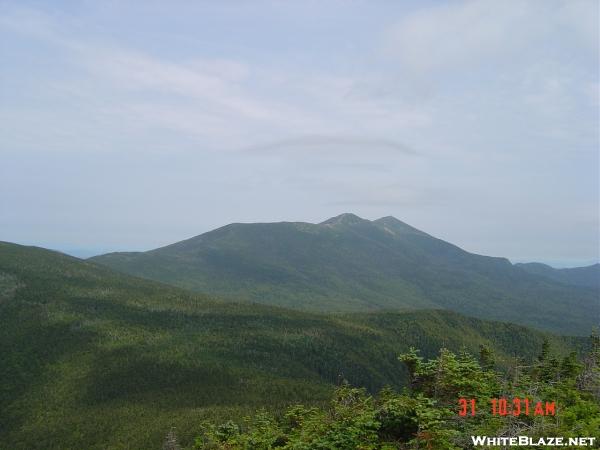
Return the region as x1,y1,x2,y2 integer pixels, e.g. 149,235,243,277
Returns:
458,398,556,417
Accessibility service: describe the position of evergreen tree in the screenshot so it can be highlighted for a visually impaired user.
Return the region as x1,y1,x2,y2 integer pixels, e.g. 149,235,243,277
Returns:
193,343,600,449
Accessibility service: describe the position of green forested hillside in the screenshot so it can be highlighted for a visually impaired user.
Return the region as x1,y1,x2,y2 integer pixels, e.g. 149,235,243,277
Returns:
0,241,583,449
90,214,598,335
194,343,600,449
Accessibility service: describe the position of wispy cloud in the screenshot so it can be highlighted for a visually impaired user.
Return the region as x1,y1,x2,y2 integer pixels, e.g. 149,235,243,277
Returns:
246,135,418,155
383,0,597,75
0,5,435,150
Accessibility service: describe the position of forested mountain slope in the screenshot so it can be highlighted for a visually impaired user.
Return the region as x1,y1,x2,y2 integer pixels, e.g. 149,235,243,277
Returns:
0,241,581,449
91,214,598,335
516,261,599,289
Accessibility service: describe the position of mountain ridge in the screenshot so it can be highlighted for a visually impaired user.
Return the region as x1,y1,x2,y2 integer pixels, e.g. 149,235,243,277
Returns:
516,261,600,289
0,240,582,448
90,214,599,335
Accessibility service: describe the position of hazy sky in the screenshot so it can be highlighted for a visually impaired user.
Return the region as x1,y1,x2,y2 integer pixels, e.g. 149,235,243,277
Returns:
1,1,598,266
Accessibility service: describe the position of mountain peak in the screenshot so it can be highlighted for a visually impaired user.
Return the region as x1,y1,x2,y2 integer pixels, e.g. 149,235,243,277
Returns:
319,213,367,226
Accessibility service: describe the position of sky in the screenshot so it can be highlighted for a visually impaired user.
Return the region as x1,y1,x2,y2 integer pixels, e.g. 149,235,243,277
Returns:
1,0,598,266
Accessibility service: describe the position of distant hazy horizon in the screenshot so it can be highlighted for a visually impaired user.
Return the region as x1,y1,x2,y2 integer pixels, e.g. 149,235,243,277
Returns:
2,1,598,267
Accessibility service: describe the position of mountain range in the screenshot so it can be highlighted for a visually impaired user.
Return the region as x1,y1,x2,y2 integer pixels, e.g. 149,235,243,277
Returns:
516,261,599,289
90,213,599,335
0,240,581,449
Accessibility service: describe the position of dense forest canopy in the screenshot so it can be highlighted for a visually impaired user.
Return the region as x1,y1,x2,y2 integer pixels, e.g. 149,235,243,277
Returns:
1,242,594,449
190,338,600,449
